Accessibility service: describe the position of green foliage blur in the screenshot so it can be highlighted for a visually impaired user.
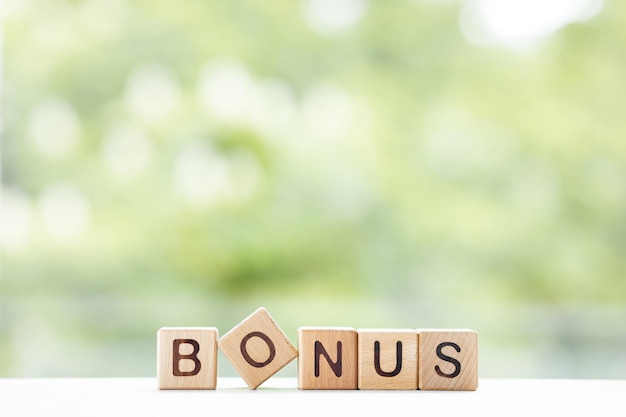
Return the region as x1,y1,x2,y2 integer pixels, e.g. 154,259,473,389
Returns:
1,0,625,379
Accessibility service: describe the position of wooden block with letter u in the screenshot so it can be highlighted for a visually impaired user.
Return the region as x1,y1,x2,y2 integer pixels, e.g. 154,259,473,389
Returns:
157,327,218,390
358,329,418,390
218,307,298,389
298,327,358,390
418,329,478,391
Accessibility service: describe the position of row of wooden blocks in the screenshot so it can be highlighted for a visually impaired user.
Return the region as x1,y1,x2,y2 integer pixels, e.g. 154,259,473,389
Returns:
157,307,478,391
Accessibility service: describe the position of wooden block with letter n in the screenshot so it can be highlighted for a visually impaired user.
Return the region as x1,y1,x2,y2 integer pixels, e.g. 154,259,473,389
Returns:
298,327,358,390
157,327,218,390
418,329,478,391
358,329,418,390
218,307,298,389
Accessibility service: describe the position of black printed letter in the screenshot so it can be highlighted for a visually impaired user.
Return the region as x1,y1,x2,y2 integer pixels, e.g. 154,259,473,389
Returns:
435,342,461,378
240,331,276,368
314,341,342,377
374,340,402,377
173,339,201,376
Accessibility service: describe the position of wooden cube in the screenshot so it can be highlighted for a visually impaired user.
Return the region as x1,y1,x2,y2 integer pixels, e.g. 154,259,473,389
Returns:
298,327,358,390
218,307,297,389
418,329,478,391
358,329,418,390
157,327,218,390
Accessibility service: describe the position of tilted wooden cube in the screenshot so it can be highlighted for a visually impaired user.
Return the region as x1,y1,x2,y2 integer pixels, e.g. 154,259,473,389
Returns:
358,329,418,390
218,307,298,389
418,329,478,391
157,327,218,390
298,327,358,390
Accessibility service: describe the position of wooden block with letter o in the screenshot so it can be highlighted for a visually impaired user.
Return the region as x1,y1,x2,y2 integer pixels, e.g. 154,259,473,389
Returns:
157,327,218,390
358,329,418,390
218,307,298,389
298,327,358,390
418,329,478,391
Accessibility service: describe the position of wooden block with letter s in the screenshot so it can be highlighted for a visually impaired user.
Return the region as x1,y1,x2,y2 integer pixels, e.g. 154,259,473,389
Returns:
157,327,218,390
218,307,298,389
418,329,478,391
298,327,358,390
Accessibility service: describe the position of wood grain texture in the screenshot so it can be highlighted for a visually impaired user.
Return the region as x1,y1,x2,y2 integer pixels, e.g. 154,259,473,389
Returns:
298,327,358,390
218,307,297,390
157,327,218,390
418,329,478,391
358,329,418,390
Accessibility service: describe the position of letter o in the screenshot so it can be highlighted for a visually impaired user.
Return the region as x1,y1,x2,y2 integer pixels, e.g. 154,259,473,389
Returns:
240,331,276,368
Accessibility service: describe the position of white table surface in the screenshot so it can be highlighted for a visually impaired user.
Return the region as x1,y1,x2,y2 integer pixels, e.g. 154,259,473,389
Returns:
1,377,624,416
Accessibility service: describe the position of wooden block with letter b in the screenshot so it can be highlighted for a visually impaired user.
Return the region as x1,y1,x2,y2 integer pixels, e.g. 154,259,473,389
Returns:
298,327,358,390
358,329,418,390
218,307,298,389
418,329,478,391
157,327,218,390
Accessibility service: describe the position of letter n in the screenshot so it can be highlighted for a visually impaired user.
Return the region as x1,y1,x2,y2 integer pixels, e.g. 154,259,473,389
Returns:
315,341,342,377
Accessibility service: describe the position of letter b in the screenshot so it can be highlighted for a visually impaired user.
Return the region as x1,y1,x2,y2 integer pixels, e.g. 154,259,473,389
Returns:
173,339,201,376
157,328,218,390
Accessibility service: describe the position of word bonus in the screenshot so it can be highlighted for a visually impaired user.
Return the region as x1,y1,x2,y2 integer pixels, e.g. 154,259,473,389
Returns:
157,307,478,391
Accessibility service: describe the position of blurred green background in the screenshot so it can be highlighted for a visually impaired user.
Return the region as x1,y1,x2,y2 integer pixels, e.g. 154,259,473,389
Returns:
1,0,625,379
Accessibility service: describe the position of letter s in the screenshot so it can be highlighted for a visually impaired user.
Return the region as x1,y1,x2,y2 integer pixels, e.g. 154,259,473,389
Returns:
435,342,461,378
